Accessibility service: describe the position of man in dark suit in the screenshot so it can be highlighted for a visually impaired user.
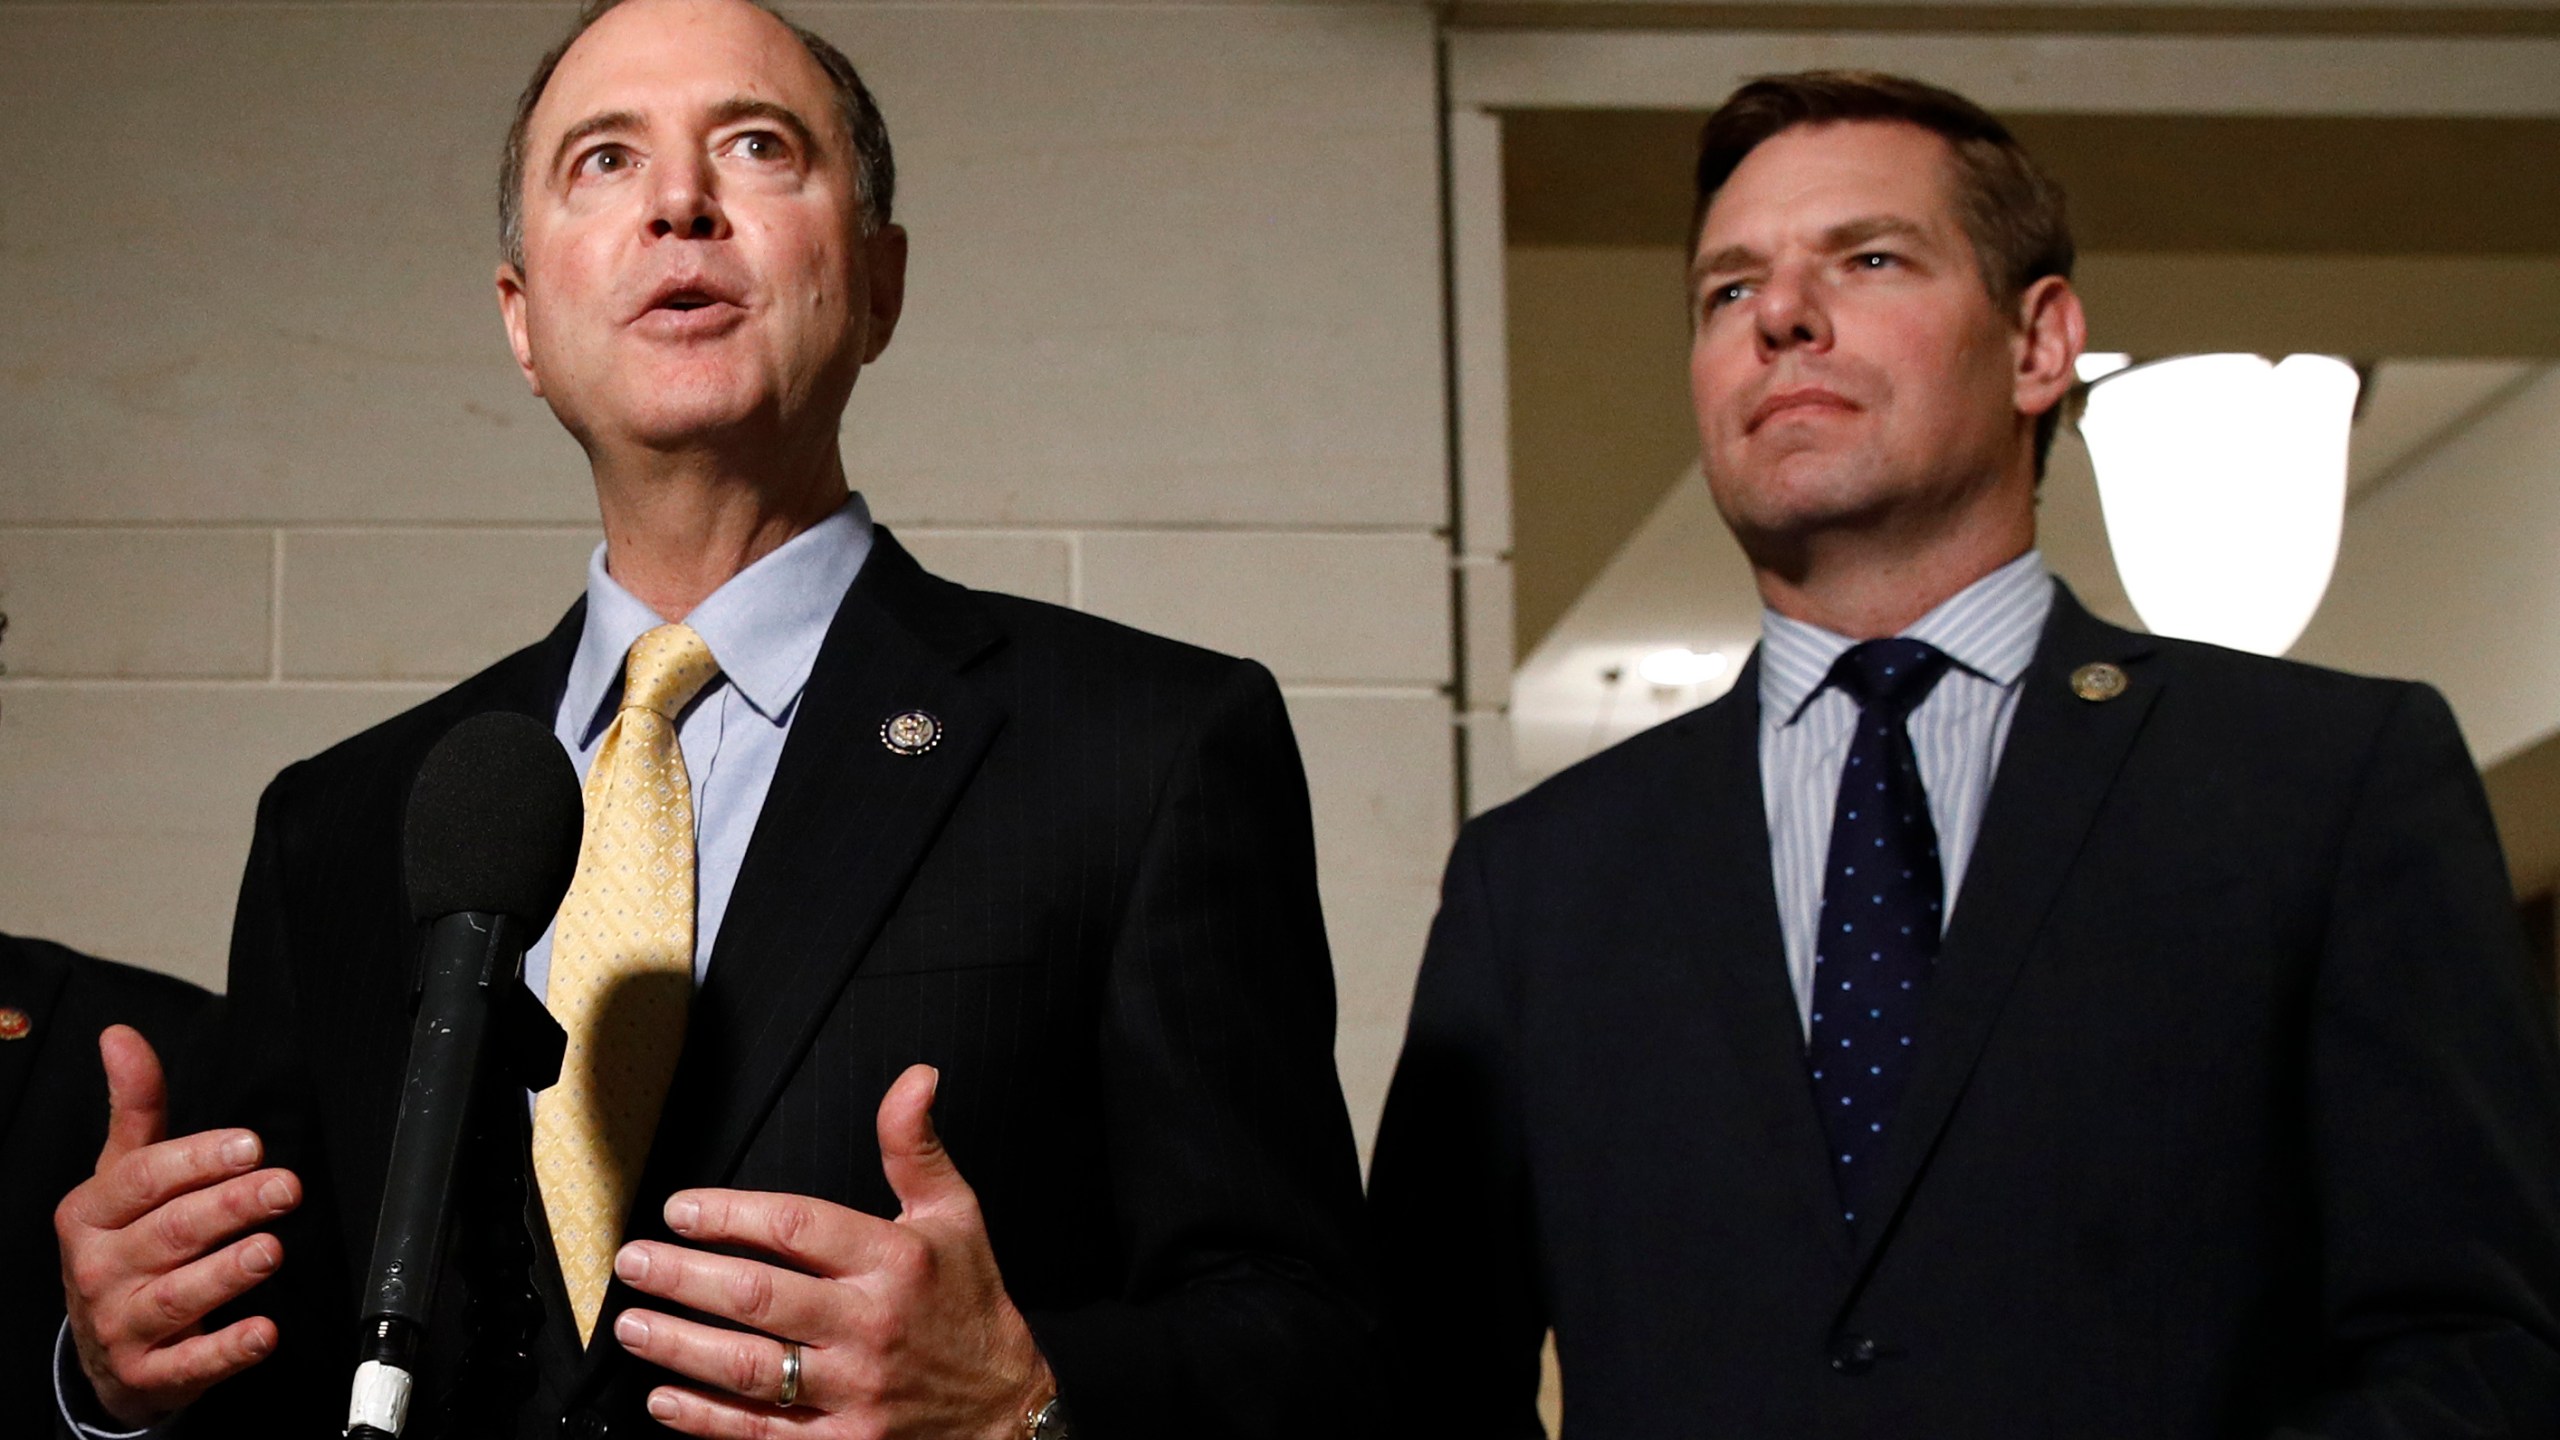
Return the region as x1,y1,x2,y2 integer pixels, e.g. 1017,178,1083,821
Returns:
1369,71,2560,1437
0,935,211,1437
51,1,1372,1435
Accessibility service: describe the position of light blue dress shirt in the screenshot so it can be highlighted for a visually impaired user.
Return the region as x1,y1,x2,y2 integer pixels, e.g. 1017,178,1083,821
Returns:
58,495,874,1440
524,492,873,1002
1757,550,2055,1036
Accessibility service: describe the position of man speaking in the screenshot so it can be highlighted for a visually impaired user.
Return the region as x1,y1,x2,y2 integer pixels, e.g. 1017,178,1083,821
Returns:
53,2,1373,1435
1370,71,2560,1436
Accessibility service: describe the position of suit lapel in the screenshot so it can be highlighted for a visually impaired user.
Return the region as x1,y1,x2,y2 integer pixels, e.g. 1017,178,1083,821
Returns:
1665,653,1858,1273
402,606,588,1402
473,599,586,725
1846,584,2161,1274
581,531,1007,1380
503,611,584,1361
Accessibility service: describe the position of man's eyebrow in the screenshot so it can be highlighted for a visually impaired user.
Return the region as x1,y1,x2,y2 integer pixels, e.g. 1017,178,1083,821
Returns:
1689,242,1763,291
1820,215,1931,252
1690,216,1937,289
550,110,644,176
705,97,821,155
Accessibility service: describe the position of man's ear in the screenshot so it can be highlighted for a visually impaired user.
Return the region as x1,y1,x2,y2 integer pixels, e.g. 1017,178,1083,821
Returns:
2013,274,2085,423
860,223,909,365
496,262,545,398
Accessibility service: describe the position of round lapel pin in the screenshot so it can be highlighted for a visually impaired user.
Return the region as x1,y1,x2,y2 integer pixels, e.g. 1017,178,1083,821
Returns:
881,709,942,756
0,1005,29,1041
2070,662,2129,703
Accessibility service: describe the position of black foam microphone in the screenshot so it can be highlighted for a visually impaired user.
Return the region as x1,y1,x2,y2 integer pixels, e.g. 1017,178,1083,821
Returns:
347,712,582,1439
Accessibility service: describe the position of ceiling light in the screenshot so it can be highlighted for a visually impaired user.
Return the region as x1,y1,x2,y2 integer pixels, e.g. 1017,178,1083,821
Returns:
2079,354,2359,657
2075,352,2133,384
1637,647,1731,688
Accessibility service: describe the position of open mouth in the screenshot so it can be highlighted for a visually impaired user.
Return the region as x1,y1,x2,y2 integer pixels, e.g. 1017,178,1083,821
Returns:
635,276,744,322
633,285,745,335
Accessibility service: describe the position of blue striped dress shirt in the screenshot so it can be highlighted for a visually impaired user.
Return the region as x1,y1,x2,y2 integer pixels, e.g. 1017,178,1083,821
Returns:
1758,550,2054,1036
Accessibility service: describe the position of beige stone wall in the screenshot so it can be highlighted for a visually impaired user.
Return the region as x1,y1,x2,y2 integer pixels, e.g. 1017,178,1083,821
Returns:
0,1,1449,1150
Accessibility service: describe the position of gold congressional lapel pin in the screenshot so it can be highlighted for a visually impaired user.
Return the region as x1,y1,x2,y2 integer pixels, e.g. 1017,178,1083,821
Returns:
2070,662,2129,703
881,709,943,756
0,1005,30,1041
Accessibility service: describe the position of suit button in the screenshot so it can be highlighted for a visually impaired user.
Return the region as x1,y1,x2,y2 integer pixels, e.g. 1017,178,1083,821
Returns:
1830,1334,1879,1375
560,1413,609,1439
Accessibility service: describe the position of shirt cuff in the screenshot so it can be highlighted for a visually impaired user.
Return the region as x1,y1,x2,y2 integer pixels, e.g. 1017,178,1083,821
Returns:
53,1318,172,1440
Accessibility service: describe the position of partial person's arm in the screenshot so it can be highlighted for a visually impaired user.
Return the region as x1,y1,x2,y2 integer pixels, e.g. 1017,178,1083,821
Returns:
1368,820,1553,1438
2284,683,2560,1437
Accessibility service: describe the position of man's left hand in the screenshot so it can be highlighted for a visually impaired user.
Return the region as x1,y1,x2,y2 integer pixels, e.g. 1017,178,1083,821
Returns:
611,1064,1054,1439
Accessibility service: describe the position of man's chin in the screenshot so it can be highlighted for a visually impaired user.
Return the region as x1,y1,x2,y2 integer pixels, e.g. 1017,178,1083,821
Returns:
1708,453,1890,534
613,389,777,452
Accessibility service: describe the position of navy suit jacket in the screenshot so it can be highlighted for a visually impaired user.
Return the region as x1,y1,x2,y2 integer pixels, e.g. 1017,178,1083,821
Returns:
1372,584,2560,1438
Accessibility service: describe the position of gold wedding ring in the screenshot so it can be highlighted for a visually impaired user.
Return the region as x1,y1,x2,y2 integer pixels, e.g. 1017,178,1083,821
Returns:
778,1340,803,1408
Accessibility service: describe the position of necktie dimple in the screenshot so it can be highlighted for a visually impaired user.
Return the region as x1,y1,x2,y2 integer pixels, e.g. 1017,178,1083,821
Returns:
1806,637,1951,1229
533,622,720,1345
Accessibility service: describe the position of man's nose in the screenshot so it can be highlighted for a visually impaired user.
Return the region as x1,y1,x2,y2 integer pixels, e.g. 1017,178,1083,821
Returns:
1753,266,1832,356
646,154,729,242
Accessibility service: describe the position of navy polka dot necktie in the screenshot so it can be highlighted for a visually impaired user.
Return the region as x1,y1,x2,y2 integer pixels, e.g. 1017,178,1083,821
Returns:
1807,637,1952,1229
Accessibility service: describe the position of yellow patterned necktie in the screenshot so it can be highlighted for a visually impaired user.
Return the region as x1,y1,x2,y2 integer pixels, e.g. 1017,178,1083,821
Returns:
534,622,720,1345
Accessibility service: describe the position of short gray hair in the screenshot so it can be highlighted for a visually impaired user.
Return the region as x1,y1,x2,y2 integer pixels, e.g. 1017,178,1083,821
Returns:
496,0,895,270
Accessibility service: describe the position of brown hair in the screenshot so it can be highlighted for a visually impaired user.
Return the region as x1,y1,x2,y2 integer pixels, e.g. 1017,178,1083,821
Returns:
496,0,895,271
1692,70,2075,473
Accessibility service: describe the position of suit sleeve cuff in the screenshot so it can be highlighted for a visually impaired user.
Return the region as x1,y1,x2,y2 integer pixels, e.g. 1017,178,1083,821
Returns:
1021,1302,1173,1434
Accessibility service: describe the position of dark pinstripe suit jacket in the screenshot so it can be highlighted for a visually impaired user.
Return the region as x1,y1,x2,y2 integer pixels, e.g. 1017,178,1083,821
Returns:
179,529,1377,1438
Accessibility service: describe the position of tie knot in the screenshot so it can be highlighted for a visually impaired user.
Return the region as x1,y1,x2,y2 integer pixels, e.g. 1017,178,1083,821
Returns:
1828,637,1950,717
621,623,720,719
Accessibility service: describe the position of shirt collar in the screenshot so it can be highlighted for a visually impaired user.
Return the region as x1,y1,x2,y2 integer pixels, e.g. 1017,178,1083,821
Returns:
561,492,875,746
1757,548,2054,726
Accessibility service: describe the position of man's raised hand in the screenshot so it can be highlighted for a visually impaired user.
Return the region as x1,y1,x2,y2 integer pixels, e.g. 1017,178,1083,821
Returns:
611,1063,1055,1439
54,1024,301,1428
